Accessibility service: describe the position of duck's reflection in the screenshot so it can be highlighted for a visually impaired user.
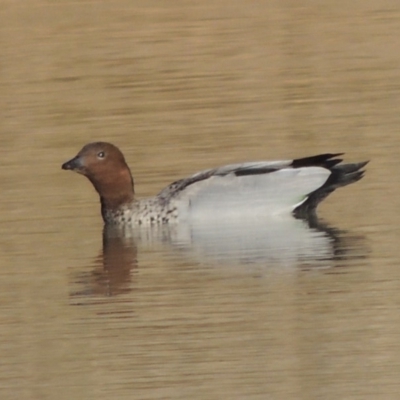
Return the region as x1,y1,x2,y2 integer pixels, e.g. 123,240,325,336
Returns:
70,227,138,299
71,216,365,299
139,215,365,268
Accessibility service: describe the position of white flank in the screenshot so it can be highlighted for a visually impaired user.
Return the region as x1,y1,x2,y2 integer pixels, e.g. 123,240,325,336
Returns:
174,166,331,221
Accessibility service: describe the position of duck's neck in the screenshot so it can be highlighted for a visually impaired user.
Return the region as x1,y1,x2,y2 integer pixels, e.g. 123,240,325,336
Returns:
100,191,135,213
88,167,136,222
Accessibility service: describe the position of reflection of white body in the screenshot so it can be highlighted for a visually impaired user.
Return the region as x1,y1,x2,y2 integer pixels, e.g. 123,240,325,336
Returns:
128,217,337,267
173,218,334,266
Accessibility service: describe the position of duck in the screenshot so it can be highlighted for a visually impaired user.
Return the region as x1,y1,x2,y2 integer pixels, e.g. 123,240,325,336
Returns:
61,142,368,226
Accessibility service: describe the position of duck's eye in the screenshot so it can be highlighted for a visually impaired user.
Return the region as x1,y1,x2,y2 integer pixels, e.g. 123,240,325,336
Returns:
97,151,105,159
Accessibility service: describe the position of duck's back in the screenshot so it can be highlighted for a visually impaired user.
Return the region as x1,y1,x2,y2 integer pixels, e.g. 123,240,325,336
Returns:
159,161,331,221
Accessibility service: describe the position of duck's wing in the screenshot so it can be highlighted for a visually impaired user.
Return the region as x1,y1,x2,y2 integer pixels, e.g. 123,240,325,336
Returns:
157,154,367,218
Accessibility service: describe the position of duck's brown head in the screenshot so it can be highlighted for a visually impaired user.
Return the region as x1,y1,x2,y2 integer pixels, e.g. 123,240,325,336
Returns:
62,142,135,210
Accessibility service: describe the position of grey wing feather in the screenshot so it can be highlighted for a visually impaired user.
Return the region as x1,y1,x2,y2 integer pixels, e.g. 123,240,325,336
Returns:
156,153,368,217
157,160,293,201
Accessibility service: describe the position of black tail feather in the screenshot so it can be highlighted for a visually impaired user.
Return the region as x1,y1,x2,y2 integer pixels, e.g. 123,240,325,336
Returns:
294,159,369,219
292,153,344,169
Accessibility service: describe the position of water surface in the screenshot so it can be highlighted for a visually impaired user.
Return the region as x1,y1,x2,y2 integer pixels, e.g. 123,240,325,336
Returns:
1,1,400,399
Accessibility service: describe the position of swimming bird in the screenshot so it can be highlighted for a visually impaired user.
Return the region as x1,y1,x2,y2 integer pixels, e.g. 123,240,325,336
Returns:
62,142,367,226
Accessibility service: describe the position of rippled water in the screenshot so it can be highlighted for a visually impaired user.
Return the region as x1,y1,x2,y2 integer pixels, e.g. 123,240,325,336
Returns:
1,1,400,399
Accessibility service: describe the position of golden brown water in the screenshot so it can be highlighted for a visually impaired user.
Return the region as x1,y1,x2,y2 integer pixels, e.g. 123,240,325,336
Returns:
1,1,400,399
